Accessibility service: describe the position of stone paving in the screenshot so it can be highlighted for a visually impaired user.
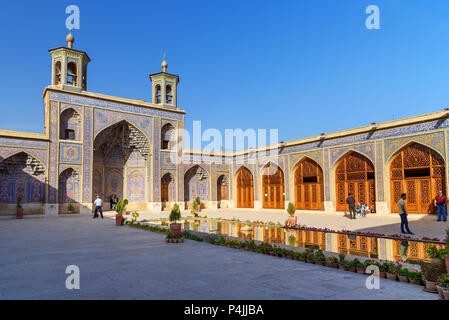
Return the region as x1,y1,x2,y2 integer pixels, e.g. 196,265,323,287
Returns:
0,216,439,300
130,209,449,240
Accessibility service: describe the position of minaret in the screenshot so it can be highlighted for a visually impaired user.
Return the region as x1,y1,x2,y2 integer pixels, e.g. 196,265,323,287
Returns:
149,54,179,108
48,30,91,92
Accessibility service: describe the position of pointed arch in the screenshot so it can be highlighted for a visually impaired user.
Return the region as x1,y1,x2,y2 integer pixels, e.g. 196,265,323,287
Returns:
184,165,209,202
389,142,446,214
161,172,175,209
0,152,46,204
235,166,254,208
385,139,445,164
293,157,324,210
94,116,152,145
261,162,285,209
217,174,229,208
335,151,376,212
60,107,81,140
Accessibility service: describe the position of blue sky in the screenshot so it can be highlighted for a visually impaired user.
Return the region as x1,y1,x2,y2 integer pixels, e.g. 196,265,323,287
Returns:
1,1,449,151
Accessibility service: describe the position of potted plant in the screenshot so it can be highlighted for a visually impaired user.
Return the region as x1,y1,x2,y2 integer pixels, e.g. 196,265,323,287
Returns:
286,202,297,226
192,197,201,217
304,248,314,263
313,249,326,266
347,258,363,273
169,203,182,238
16,196,23,219
122,199,129,215
67,200,74,213
408,271,422,286
420,262,444,293
338,254,346,270
363,259,380,275
379,262,388,278
131,211,139,222
427,245,445,268
114,199,127,226
326,256,339,268
386,262,398,281
398,268,409,283
437,273,449,299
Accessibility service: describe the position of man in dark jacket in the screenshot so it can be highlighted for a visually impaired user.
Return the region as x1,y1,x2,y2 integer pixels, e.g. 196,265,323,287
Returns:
346,193,356,219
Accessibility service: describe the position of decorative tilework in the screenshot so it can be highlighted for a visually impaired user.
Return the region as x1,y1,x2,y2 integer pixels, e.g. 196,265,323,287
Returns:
59,143,82,163
329,142,375,169
288,150,323,170
0,137,47,149
48,101,58,203
93,109,153,144
376,142,384,201
50,91,183,121
384,132,445,163
0,147,48,169
154,118,160,202
324,149,330,201
60,102,82,115
127,169,145,202
161,151,176,169
83,107,92,202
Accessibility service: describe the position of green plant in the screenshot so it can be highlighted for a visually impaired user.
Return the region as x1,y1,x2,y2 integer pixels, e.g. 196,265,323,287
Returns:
131,211,139,220
287,202,296,216
408,271,422,281
438,273,449,288
379,262,389,272
328,256,338,264
192,197,201,211
385,262,399,274
363,259,380,269
16,196,22,209
338,253,345,263
438,248,449,259
398,268,409,276
169,203,181,222
420,262,445,282
67,200,74,211
427,245,441,259
347,258,363,268
313,249,325,262
114,199,129,214
446,228,449,247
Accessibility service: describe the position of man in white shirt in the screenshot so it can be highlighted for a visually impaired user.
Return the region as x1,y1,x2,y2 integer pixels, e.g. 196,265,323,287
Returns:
93,195,103,219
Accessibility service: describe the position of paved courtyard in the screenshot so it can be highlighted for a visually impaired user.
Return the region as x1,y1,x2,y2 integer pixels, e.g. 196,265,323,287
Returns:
131,209,449,240
0,216,439,300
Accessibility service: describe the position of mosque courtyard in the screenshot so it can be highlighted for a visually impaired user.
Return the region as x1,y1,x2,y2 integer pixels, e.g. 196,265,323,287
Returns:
0,214,441,300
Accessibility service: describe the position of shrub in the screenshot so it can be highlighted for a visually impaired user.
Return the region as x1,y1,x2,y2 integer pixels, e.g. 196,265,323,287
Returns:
385,262,399,274
347,258,362,268
408,271,422,281
169,203,181,222
398,268,409,276
363,259,380,269
328,256,338,264
438,273,449,288
115,199,128,214
193,197,201,211
338,254,346,263
131,211,139,220
313,249,325,262
427,245,441,259
287,202,296,216
420,262,445,282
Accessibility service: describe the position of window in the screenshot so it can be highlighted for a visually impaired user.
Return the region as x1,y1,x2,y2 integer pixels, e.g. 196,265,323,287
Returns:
155,85,161,104
65,129,75,140
162,140,169,150
55,61,62,85
67,62,77,86
166,85,173,104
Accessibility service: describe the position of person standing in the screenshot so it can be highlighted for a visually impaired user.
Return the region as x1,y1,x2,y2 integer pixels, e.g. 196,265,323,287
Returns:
346,193,356,219
93,195,103,219
398,193,414,235
434,190,447,222
109,194,114,210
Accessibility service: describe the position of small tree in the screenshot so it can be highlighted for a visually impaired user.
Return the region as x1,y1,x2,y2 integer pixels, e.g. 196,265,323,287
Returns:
287,202,296,216
131,211,139,221
115,199,129,215
193,197,201,211
170,203,181,222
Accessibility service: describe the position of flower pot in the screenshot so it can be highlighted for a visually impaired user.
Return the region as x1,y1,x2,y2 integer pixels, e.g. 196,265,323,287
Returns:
409,279,422,286
379,271,386,279
16,208,23,219
386,273,398,281
443,289,449,300
170,223,181,238
398,275,409,283
347,266,356,273
307,259,314,264
288,216,297,227
437,285,445,299
315,261,325,266
356,267,365,274
115,213,124,226
424,280,438,292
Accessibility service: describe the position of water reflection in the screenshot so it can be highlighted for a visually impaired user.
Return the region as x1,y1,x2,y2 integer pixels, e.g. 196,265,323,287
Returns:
149,218,440,263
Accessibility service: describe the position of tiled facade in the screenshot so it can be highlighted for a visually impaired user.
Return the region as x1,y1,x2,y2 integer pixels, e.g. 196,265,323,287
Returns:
1,37,448,217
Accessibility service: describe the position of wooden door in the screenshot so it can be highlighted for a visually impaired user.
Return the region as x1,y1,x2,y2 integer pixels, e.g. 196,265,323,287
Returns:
294,158,324,210
236,167,254,208
335,152,376,211
390,143,446,214
161,183,169,204
262,163,285,209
